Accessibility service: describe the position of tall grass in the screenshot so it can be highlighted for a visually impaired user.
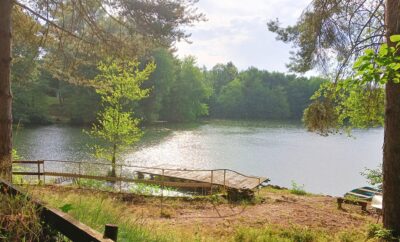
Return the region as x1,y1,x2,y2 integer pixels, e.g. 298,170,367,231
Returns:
290,181,307,196
234,226,366,242
0,193,42,241
41,191,173,242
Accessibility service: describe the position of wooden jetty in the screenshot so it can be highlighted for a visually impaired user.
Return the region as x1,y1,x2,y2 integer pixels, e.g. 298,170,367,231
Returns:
12,160,268,193
137,164,268,191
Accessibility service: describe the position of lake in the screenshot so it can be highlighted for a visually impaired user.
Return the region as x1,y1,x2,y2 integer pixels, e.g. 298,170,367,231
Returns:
13,120,383,196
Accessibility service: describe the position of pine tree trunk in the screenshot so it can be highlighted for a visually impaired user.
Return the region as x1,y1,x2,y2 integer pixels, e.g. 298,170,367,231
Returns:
0,0,13,181
383,0,400,236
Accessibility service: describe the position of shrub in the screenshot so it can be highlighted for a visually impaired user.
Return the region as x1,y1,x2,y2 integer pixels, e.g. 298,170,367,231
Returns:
367,223,394,240
290,181,307,196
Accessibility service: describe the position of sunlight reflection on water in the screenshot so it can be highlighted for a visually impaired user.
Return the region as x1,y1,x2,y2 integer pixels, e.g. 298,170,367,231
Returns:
14,122,383,196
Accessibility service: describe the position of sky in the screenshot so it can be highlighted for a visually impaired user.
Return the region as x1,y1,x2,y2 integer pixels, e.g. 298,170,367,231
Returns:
175,0,312,73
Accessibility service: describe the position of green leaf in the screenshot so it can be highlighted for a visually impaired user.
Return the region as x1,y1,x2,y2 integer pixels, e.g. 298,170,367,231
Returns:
364,49,375,55
379,44,388,56
390,35,400,42
59,203,73,213
393,63,400,70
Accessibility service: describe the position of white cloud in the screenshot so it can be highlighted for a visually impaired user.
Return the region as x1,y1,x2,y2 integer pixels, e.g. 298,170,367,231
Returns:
175,0,312,72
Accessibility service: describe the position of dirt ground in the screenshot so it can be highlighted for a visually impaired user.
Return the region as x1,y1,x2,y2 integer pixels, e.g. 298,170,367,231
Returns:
127,189,376,238
30,185,377,240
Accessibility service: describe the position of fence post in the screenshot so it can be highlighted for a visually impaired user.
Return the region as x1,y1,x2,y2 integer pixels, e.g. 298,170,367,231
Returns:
104,224,118,241
223,169,226,192
210,170,214,195
43,160,46,185
78,162,81,188
119,165,123,193
161,169,165,214
37,160,41,184
258,177,261,196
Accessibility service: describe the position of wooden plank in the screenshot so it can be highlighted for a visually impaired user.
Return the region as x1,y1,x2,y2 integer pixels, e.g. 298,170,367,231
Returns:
41,206,111,242
346,191,371,199
43,172,212,188
13,160,44,164
13,171,45,176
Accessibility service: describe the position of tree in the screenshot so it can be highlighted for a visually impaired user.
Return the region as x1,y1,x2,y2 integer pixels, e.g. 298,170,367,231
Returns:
88,60,155,177
217,79,245,118
161,57,211,122
207,62,238,116
0,0,13,180
269,0,400,235
138,48,177,122
0,0,203,180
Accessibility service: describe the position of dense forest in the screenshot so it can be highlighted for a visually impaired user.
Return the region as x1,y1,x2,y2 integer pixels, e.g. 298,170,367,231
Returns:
13,48,325,125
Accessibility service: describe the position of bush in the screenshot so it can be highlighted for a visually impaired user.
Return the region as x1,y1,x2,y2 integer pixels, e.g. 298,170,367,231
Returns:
290,181,307,196
367,223,394,240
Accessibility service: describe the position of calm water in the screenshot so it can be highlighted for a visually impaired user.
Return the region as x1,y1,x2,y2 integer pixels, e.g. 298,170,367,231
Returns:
13,121,383,196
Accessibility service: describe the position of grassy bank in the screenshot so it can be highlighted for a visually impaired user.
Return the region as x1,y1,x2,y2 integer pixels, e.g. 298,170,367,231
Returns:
28,185,384,242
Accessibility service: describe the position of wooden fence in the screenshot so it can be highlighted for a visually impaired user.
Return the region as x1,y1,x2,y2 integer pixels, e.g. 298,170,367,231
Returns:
0,178,117,241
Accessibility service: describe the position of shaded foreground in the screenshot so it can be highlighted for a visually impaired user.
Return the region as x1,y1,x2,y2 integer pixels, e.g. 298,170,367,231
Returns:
27,185,384,241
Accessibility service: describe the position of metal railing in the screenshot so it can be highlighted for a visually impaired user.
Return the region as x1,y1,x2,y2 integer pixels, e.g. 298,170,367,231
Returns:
12,160,266,193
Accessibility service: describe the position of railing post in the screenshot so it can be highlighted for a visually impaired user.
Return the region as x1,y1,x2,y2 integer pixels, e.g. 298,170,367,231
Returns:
37,160,41,184
119,165,123,193
104,224,118,241
78,162,81,188
161,169,165,214
43,160,46,185
210,170,214,194
223,169,226,192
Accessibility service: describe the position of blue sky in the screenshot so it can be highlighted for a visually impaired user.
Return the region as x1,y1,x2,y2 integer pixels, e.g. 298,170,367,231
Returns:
175,0,312,73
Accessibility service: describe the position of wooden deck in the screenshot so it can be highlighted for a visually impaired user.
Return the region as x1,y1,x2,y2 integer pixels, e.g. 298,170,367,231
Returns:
12,160,269,192
137,164,268,190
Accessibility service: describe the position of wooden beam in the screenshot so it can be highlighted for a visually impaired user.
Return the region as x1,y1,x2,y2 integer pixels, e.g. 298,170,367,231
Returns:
13,160,44,164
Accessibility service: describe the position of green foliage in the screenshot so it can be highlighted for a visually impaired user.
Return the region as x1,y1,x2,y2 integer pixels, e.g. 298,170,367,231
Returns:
87,59,155,175
161,56,212,122
290,181,307,196
303,35,400,135
353,36,400,84
303,99,338,136
361,164,383,187
129,183,177,196
59,203,74,213
367,223,394,240
75,178,114,191
139,49,177,122
12,45,324,125
303,80,384,135
213,68,323,120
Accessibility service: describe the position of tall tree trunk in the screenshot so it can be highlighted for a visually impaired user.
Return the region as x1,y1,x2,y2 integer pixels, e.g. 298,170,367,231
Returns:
383,0,400,236
0,0,13,181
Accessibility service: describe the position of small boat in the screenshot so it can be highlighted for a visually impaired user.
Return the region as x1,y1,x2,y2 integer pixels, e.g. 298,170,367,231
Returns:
344,186,382,201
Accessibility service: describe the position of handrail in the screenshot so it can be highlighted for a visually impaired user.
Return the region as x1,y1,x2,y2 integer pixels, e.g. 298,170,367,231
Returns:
13,159,263,180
